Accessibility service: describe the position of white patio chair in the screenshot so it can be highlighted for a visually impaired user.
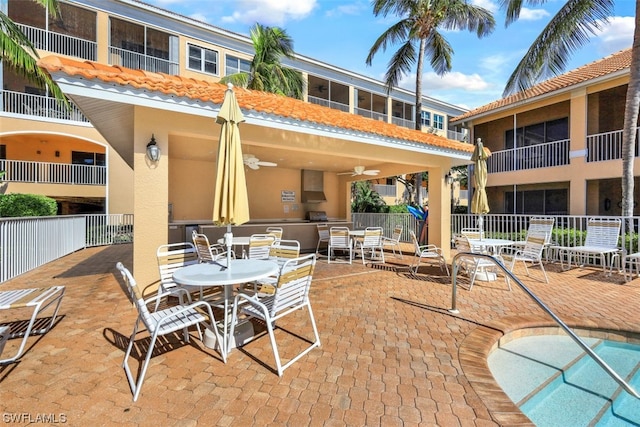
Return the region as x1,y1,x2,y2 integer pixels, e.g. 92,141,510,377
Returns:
266,226,283,241
253,239,302,295
248,234,276,260
454,235,508,291
561,218,622,274
229,254,320,376
155,242,199,310
409,230,449,275
511,217,555,259
501,231,548,283
192,230,234,262
328,226,352,264
382,224,404,259
355,227,385,264
461,228,485,240
116,262,225,401
315,223,330,256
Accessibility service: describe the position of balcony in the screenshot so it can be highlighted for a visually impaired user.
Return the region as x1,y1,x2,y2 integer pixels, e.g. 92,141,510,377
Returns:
307,96,349,112
355,108,386,122
586,128,640,162
0,159,106,186
487,139,570,173
373,184,397,197
2,90,89,123
17,24,97,61
109,46,179,75
391,117,415,130
447,129,468,142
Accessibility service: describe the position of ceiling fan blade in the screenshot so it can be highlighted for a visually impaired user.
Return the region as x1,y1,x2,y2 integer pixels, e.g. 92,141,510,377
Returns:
337,171,354,175
363,170,380,175
257,161,278,167
247,162,260,170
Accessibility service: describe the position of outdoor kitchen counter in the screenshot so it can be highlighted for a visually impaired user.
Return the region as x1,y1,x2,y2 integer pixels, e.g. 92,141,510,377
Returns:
193,220,353,253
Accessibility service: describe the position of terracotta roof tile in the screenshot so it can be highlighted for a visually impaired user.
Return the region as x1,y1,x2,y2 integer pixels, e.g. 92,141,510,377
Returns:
454,48,632,122
38,56,473,154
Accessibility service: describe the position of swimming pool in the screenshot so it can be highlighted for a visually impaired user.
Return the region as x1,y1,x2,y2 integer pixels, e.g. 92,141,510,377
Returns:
488,334,640,426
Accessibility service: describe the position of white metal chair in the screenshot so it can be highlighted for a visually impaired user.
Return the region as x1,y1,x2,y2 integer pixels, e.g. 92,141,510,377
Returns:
248,234,277,260
382,224,404,259
409,230,449,275
502,231,549,283
229,254,320,376
116,262,225,401
355,227,385,264
315,223,330,256
561,218,622,274
266,226,283,241
192,230,233,262
454,235,508,290
512,217,555,259
155,242,199,310
328,226,352,264
461,228,485,240
253,239,302,295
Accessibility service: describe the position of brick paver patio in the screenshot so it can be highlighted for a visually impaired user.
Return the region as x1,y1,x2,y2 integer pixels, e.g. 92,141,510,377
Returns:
1,244,639,426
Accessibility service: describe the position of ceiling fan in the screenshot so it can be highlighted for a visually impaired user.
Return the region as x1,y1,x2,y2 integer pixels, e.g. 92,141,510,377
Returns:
243,154,277,170
337,165,380,176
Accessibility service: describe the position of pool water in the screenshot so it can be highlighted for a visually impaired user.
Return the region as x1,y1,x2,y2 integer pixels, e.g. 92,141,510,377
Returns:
488,335,640,426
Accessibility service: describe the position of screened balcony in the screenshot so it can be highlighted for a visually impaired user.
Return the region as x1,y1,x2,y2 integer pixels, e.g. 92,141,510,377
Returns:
0,159,106,186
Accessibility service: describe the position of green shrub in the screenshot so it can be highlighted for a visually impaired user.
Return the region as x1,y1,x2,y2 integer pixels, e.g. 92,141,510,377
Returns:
0,194,57,217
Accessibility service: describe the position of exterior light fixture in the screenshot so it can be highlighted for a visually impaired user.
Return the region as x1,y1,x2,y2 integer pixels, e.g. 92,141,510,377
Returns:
146,134,161,162
445,172,454,185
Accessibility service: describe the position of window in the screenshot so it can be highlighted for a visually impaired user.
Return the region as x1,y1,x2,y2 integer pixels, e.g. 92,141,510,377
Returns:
187,44,218,75
225,55,251,76
505,117,568,149
504,189,568,215
0,145,6,160
433,114,444,130
420,111,431,127
72,151,105,166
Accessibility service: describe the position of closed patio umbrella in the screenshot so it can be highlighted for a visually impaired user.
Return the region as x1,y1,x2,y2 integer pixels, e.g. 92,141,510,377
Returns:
471,138,490,238
213,83,250,267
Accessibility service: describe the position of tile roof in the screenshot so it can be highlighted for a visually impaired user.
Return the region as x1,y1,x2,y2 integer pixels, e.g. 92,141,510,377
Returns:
38,56,474,154
453,48,632,122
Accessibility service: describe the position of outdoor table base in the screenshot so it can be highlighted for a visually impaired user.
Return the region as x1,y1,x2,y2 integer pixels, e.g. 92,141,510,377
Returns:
0,286,65,364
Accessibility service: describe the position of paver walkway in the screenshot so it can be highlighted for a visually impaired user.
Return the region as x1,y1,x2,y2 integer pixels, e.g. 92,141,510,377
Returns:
1,244,639,426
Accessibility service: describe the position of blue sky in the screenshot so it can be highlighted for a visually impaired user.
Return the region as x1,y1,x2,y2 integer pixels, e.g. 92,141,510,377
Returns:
147,0,635,110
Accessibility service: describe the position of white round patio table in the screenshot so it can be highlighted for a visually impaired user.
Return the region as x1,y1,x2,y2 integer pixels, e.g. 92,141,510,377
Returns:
465,238,514,281
173,259,278,356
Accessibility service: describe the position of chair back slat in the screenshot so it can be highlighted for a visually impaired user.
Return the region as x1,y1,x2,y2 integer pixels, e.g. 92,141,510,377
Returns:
527,217,555,244
522,232,547,258
329,227,350,246
269,239,300,260
461,228,484,240
157,242,199,290
391,225,403,241
362,227,383,245
249,234,276,259
266,227,283,241
317,224,330,240
117,262,154,330
584,218,621,247
272,255,316,316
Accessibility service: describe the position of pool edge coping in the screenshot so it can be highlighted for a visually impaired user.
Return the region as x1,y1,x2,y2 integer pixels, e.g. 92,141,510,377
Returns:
459,315,640,426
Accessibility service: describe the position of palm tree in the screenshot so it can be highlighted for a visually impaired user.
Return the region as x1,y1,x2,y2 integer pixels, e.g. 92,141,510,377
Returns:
500,1,640,217
221,23,305,99
366,0,495,205
366,0,495,131
1,0,67,104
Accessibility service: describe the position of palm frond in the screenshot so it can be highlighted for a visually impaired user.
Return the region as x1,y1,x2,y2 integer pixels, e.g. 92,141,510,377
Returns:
385,41,416,89
425,31,453,76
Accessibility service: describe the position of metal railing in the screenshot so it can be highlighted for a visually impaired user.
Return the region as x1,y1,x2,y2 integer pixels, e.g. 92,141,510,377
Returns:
1,90,89,122
0,214,133,284
373,184,397,197
307,96,350,112
391,117,415,130
352,213,419,243
108,46,179,75
355,108,387,122
0,159,106,185
488,139,570,173
450,252,640,400
586,128,640,162
17,23,97,60
447,129,468,142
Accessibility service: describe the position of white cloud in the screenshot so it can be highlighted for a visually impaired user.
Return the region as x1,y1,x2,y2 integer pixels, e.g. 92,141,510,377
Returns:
591,16,634,54
325,1,368,18
470,0,498,14
517,7,550,21
221,0,317,26
396,71,491,93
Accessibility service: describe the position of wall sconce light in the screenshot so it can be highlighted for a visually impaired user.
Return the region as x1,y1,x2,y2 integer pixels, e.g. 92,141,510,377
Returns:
445,172,454,185
146,134,161,162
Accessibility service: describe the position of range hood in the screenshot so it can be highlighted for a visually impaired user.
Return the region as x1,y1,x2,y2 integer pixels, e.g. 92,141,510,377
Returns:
301,169,327,203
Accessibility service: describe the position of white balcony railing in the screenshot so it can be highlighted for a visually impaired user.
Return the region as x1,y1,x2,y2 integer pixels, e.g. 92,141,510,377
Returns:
0,159,106,185
307,96,350,112
447,129,468,142
391,116,415,130
373,184,397,197
1,90,89,123
17,23,97,60
487,139,570,173
586,128,640,162
355,107,387,122
109,46,179,75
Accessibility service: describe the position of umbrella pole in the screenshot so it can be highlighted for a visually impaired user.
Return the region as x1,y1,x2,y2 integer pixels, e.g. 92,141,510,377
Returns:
225,225,233,267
